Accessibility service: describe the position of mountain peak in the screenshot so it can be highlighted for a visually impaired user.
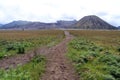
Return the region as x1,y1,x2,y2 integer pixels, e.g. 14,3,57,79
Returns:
74,15,117,29
85,15,97,17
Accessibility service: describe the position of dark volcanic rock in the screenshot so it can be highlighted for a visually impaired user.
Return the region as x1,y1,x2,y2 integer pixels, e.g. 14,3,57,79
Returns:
74,15,117,30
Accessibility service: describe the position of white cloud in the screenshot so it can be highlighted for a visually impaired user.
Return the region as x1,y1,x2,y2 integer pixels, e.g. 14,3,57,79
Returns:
0,0,120,26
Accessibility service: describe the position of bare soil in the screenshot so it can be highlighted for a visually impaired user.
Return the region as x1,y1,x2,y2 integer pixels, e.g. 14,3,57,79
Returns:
41,31,79,80
0,47,48,69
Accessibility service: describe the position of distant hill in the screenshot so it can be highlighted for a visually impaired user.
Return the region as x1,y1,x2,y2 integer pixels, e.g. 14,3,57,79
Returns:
73,15,117,30
56,20,77,28
0,20,77,30
1,20,30,29
118,26,120,29
22,22,57,29
0,24,3,27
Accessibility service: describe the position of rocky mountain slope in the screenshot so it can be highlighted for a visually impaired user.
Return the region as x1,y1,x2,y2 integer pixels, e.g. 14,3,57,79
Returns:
74,15,117,29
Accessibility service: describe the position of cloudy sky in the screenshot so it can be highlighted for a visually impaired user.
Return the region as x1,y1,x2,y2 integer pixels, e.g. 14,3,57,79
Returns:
0,0,120,26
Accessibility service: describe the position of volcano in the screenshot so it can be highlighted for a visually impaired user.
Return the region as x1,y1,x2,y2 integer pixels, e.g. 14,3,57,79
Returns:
74,15,117,29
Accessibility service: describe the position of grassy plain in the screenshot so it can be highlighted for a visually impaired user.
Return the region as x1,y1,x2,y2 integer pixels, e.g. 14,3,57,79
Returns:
0,30,64,80
0,30,64,58
67,30,120,80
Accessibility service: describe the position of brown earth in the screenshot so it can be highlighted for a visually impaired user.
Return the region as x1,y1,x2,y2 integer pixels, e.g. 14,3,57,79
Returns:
41,31,79,80
0,31,79,80
0,47,49,69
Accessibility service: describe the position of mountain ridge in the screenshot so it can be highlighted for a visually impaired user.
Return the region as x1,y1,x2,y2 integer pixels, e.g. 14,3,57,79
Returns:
0,15,118,30
0,20,77,29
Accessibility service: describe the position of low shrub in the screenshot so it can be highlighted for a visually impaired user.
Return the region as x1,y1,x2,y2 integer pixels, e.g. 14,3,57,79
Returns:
0,55,46,80
67,38,120,80
17,47,25,54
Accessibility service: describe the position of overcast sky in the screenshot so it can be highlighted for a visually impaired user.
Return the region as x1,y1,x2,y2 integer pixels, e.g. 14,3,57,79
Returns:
0,0,120,26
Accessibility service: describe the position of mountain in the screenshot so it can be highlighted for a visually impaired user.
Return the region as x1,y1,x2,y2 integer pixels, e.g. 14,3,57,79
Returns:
0,24,3,27
1,20,30,29
0,15,118,30
118,26,120,29
56,20,77,28
22,22,57,29
73,15,117,29
0,20,77,29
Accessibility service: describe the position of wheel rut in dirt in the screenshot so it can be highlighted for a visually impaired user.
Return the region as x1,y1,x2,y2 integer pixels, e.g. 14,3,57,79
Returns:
41,31,79,80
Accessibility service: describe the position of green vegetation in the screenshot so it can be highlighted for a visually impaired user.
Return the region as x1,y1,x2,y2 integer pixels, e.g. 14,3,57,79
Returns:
67,30,120,80
0,30,64,80
0,30,64,58
0,55,46,80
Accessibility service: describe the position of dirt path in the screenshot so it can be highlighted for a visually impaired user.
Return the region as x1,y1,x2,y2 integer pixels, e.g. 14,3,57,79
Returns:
0,47,48,69
0,31,79,80
41,31,79,80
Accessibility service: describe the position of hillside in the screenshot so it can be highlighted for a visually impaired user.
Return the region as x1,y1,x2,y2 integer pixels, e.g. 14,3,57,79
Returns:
74,15,117,29
0,24,3,27
0,20,76,30
1,21,30,29
118,26,120,29
56,20,77,28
